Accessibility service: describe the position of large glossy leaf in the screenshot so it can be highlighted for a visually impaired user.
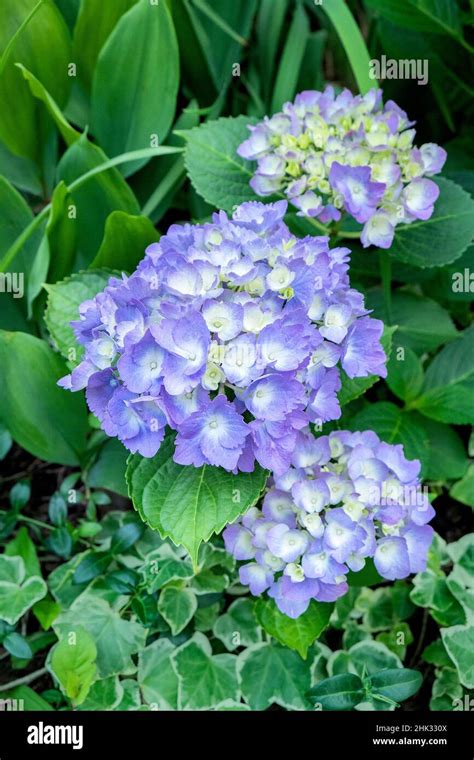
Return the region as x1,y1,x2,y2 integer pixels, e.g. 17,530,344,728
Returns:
72,0,138,93
0,330,88,465
0,0,71,162
91,0,179,175
57,135,140,266
89,211,158,271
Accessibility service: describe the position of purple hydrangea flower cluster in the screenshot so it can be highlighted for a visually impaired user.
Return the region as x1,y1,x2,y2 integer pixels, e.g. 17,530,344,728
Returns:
59,201,387,471
238,87,446,249
224,430,434,618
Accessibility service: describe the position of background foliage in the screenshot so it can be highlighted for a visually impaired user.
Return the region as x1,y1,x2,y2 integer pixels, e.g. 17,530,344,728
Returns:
0,0,473,711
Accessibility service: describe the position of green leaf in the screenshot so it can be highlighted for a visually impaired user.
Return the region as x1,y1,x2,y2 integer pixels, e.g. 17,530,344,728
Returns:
307,673,364,711
388,179,474,268
90,211,158,271
171,634,239,709
365,0,463,40
32,599,61,630
40,181,77,286
386,346,424,403
44,269,112,363
366,289,457,355
422,639,454,668
15,63,81,146
320,0,376,93
72,0,138,93
363,584,415,631
238,642,311,710
50,628,97,706
441,624,474,689
54,594,146,678
256,598,333,659
368,668,422,703
339,325,395,405
5,526,41,577
256,0,288,102
78,676,123,711
143,557,194,595
73,553,112,585
411,326,474,424
0,556,47,625
450,464,474,508
91,0,179,175
0,0,71,162
137,639,179,709
188,0,257,93
0,331,88,465
157,587,197,635
1,684,53,711
413,416,468,482
183,115,260,212
348,402,429,470
348,640,402,677
3,631,33,659
411,571,465,626
126,434,267,566
110,519,144,555
85,439,129,497
376,622,413,659
213,599,262,651
347,558,383,588
270,3,309,112
56,134,140,266
0,175,44,312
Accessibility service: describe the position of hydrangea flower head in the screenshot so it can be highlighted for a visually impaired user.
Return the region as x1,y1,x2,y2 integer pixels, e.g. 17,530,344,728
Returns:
238,87,446,249
224,430,434,617
59,201,387,471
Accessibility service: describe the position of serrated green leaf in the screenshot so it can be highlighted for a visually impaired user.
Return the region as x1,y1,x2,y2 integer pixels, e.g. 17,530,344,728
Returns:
183,115,260,212
126,434,267,566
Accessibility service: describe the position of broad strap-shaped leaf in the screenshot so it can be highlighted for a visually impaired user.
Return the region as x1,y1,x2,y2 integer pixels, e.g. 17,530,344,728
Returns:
0,330,89,465
126,435,267,566
91,0,179,175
